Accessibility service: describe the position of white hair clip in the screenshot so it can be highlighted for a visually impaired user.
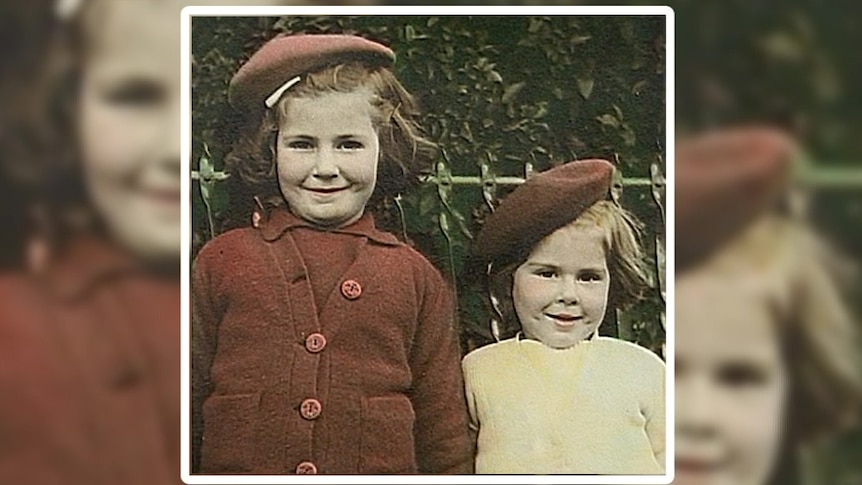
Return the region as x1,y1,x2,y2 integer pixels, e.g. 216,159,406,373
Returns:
55,0,84,21
264,76,301,109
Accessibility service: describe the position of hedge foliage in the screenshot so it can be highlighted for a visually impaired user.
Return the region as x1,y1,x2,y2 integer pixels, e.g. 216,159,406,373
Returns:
191,15,666,354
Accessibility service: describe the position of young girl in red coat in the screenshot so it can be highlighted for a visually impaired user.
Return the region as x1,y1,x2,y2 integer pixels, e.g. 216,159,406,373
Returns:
1,2,189,484
191,34,473,475
463,159,666,474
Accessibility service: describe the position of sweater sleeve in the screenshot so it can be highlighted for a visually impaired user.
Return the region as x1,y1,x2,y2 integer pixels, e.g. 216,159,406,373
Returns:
190,247,224,474
462,353,481,463
408,261,474,474
462,356,480,433
642,355,667,471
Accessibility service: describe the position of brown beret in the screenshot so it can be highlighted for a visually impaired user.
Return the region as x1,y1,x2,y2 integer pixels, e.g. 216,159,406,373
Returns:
474,159,615,267
228,34,396,110
676,127,794,269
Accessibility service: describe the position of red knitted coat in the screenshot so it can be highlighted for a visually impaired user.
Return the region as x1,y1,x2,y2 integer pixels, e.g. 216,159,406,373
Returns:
191,208,473,475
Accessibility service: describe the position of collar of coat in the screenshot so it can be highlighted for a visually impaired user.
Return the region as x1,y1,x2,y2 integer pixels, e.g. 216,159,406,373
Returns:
40,234,177,302
259,206,401,247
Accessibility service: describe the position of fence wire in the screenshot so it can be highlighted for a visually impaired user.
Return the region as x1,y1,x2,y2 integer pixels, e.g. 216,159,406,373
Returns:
192,154,861,348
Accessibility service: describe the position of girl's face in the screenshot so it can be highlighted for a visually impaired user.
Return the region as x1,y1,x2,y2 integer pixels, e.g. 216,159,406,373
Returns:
77,1,181,262
276,89,380,229
512,223,609,349
675,268,788,485
76,0,283,261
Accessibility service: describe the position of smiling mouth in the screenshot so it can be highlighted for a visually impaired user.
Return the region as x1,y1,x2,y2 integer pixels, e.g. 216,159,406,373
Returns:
304,186,349,194
545,313,584,326
675,458,722,475
143,188,181,203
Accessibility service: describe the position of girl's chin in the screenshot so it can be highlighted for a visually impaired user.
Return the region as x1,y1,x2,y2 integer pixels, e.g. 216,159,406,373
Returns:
546,335,590,349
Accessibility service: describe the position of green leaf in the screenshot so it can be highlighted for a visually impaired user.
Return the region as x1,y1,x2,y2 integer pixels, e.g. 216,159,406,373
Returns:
532,103,549,119
631,79,649,96
501,81,526,104
596,114,620,127
760,31,804,61
528,17,543,33
570,34,592,45
577,76,594,100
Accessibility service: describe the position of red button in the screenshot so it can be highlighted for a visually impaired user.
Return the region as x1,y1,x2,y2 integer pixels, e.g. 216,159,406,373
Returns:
295,461,317,474
341,279,362,300
305,333,327,353
300,398,322,420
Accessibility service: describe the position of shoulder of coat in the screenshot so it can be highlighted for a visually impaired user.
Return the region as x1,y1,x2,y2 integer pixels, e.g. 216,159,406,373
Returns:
0,272,44,329
196,227,261,262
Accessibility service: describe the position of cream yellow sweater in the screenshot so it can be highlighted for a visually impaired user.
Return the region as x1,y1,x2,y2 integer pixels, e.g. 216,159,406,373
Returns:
462,335,666,474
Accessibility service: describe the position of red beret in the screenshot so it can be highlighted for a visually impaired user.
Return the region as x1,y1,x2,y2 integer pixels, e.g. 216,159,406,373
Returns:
474,159,615,266
228,34,395,110
676,127,794,268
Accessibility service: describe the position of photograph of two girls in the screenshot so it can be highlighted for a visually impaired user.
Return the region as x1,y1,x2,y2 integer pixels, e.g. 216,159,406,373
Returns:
187,10,670,481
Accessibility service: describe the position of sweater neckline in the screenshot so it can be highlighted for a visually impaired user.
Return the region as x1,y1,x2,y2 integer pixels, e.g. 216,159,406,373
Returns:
515,331,596,354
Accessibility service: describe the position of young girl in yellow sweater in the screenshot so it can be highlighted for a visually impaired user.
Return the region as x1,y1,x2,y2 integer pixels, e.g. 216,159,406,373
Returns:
462,159,666,474
674,127,862,485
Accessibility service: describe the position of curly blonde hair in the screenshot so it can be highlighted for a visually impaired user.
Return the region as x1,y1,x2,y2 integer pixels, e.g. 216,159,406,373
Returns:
704,215,861,444
488,200,651,340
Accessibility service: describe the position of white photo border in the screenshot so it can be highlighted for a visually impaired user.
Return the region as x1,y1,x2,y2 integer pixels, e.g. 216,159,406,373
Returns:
180,5,675,484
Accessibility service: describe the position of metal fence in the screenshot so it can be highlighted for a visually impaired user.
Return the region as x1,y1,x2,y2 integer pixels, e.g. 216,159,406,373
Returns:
191,151,859,352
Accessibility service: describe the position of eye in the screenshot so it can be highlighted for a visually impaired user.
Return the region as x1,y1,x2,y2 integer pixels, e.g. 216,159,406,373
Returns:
285,139,314,150
337,140,364,151
102,79,166,108
535,269,557,279
578,271,604,282
716,362,770,389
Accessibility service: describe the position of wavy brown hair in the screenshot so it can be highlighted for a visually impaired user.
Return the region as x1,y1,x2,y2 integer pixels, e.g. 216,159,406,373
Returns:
224,62,437,229
0,0,112,267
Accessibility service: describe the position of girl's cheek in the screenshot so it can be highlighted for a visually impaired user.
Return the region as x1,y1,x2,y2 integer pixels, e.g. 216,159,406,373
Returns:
80,102,125,172
719,387,786,481
585,282,611,308
80,91,160,174
514,277,554,309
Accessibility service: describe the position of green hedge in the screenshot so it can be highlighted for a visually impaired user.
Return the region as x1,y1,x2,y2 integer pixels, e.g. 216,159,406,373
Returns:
191,15,666,354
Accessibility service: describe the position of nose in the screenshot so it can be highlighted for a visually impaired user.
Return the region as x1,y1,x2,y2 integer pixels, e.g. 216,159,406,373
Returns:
312,149,339,180
557,275,579,304
676,374,719,441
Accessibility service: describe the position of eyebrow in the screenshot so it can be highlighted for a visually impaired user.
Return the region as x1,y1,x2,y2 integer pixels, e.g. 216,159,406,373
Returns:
101,77,166,97
280,134,365,140
522,261,559,269
524,261,607,272
100,75,163,89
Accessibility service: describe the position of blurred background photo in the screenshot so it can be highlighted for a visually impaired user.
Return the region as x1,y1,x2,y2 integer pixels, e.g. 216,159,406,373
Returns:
1,1,860,485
